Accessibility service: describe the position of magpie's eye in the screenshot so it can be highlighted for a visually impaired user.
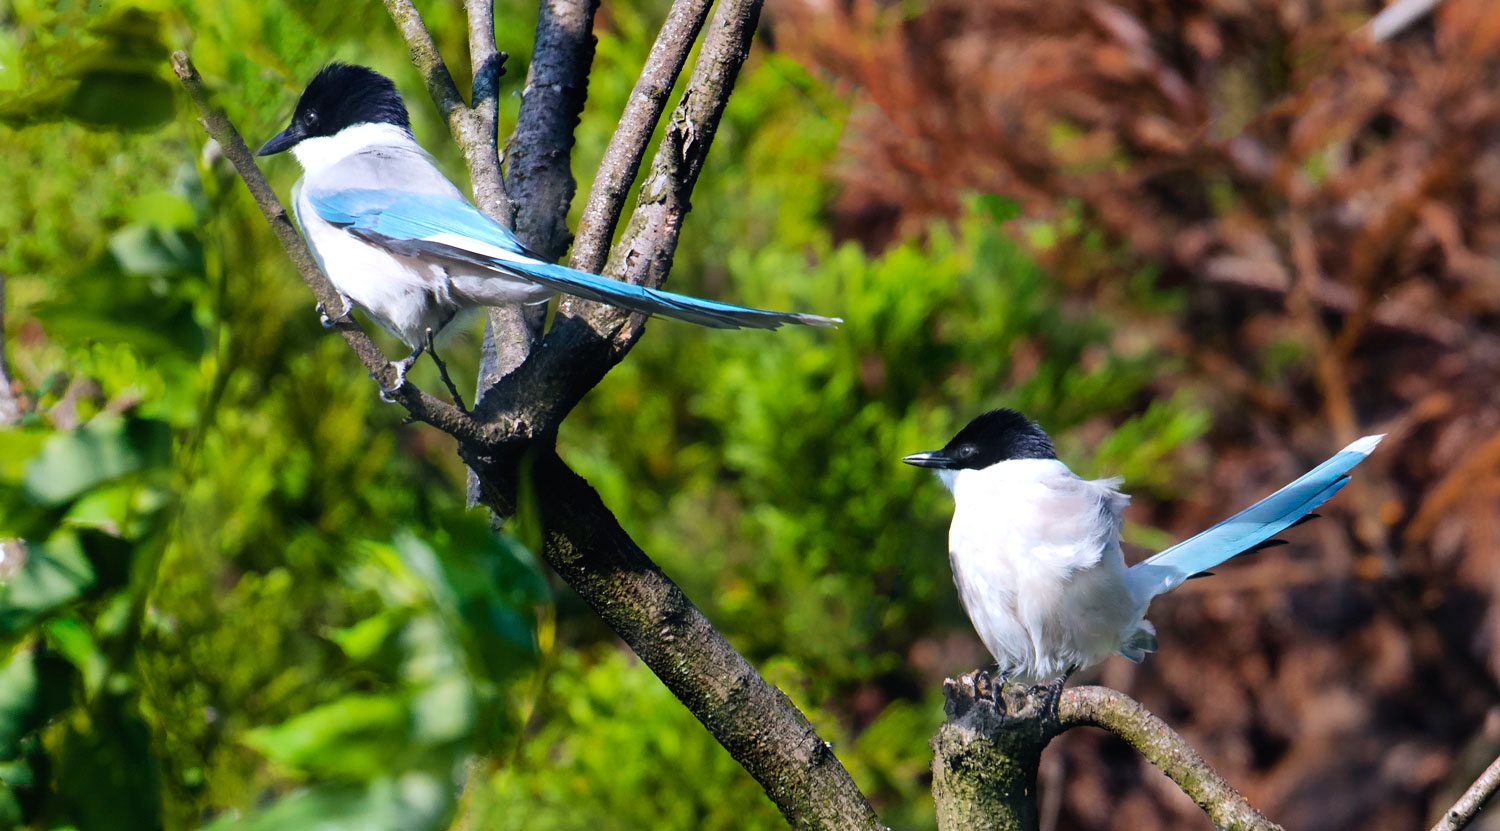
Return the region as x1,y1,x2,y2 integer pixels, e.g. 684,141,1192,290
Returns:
304,111,320,128
957,445,976,459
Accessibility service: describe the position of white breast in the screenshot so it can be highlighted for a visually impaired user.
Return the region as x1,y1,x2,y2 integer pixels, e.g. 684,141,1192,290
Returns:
946,459,1143,682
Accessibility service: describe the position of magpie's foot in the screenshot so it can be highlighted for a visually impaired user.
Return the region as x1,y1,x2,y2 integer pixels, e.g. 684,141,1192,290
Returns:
379,352,419,403
989,670,1013,706
317,293,354,328
1038,670,1072,715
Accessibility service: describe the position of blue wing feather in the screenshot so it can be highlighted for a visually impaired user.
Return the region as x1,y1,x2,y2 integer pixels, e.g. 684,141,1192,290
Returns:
305,188,839,330
1125,435,1383,603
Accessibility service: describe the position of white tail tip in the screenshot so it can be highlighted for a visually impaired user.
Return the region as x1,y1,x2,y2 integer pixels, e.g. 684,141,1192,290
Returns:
1342,434,1385,456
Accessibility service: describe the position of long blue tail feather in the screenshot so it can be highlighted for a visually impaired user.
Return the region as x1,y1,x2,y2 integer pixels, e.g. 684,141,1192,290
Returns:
1125,434,1382,604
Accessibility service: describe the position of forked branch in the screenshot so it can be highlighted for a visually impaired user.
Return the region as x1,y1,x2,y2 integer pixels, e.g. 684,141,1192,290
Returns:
172,2,883,826
931,675,1284,831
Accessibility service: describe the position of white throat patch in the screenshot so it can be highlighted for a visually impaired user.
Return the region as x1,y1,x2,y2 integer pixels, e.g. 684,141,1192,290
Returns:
290,122,417,175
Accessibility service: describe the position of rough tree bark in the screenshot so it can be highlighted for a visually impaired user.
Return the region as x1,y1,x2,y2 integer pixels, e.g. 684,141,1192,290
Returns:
931,674,1055,831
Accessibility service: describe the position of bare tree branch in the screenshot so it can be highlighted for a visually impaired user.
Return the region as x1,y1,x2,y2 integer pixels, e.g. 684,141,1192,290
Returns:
463,0,506,213
1058,686,1284,831
170,52,485,446
0,274,18,426
383,0,509,219
571,0,714,274
1364,0,1446,43
1432,752,1500,831
477,0,599,407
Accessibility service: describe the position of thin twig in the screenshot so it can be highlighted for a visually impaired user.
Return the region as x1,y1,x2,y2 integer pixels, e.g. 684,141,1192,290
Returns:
169,52,487,446
571,0,715,273
1432,753,1500,831
1058,686,1284,831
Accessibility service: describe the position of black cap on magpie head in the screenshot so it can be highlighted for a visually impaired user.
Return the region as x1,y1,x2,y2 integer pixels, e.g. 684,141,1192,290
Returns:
258,63,411,157
903,408,1057,470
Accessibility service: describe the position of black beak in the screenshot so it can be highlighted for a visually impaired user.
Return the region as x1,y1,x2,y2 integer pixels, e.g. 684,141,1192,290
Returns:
257,123,303,157
902,450,956,469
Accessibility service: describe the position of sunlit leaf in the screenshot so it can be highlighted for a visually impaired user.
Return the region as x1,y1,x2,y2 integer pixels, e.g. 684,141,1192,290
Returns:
242,694,410,780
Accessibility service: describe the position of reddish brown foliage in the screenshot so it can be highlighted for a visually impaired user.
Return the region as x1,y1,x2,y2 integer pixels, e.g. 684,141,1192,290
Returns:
772,0,1500,827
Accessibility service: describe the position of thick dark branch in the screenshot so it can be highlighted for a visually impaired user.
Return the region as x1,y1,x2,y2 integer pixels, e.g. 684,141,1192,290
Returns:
499,0,594,254
465,448,883,830
472,0,767,439
571,0,714,273
503,0,598,260
170,52,486,446
1058,686,1284,831
0,274,17,425
1432,752,1500,831
473,0,599,407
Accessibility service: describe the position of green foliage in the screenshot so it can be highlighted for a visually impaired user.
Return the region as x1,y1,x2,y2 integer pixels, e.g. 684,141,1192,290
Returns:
480,649,788,830
0,4,550,829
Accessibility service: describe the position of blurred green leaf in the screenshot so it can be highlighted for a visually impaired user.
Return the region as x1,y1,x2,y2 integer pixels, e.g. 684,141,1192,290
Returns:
22,416,171,507
64,70,175,131
242,694,411,780
327,608,408,663
107,225,205,278
0,534,96,638
0,648,76,758
204,774,450,831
